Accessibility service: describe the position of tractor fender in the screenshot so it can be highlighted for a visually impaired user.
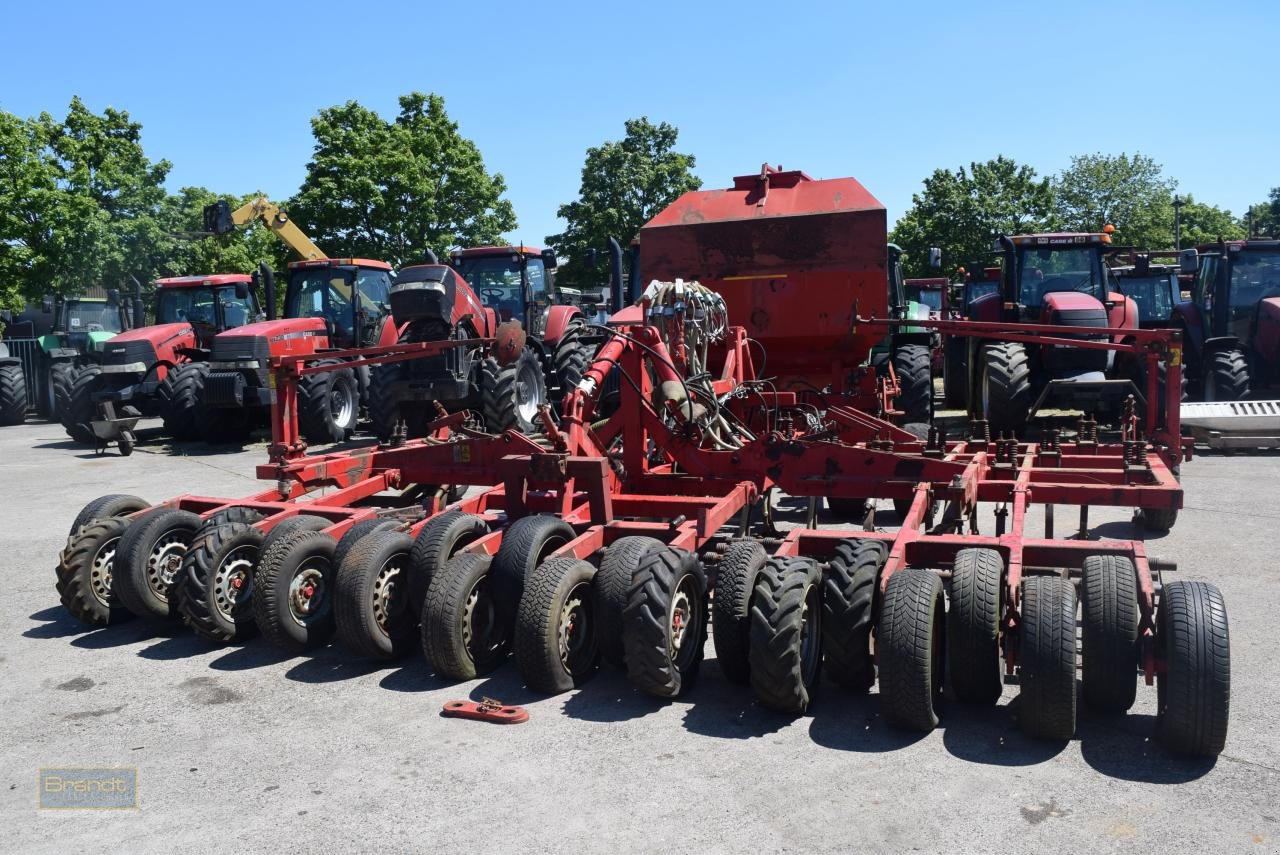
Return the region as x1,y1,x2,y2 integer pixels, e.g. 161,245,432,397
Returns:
967,291,1002,322
1173,302,1204,350
1252,297,1280,367
374,315,398,347
1106,292,1140,334
46,347,80,361
174,346,210,362
542,305,583,347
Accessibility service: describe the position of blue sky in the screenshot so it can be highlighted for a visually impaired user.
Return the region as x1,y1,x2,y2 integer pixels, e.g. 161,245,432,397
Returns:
2,0,1276,247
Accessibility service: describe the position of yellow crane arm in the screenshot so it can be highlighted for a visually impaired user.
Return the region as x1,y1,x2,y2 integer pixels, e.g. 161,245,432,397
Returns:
225,197,326,260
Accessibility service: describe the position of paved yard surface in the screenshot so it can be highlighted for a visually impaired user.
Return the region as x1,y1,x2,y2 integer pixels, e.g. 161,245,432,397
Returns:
1,418,1277,852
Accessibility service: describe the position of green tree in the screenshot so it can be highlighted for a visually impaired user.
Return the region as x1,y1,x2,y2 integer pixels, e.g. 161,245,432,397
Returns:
1242,187,1280,237
290,93,516,265
1053,152,1175,249
546,117,701,290
890,156,1056,278
1176,195,1246,248
155,188,289,278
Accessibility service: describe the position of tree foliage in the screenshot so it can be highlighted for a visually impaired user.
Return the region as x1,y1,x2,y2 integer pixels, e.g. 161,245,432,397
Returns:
1053,152,1175,249
890,156,1056,278
1175,195,1245,248
290,93,516,266
546,117,701,290
1243,187,1280,238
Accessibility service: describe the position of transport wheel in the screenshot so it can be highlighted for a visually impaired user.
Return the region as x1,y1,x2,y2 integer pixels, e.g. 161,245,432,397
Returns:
825,496,867,522
710,540,769,685
297,360,359,444
253,529,339,652
0,362,26,425
62,364,101,444
947,547,1004,705
748,556,824,712
514,555,600,693
333,530,418,659
409,510,489,616
1136,507,1178,532
1080,554,1139,713
333,518,400,572
595,536,664,669
878,568,945,731
113,507,203,620
1156,581,1230,756
822,538,884,691
621,545,708,699
893,343,933,423
482,348,547,434
261,514,330,560
1203,347,1250,402
162,362,208,441
980,342,1032,438
178,522,264,642
1017,575,1078,740
491,514,575,622
421,552,508,679
69,494,149,536
56,517,135,626
551,318,591,402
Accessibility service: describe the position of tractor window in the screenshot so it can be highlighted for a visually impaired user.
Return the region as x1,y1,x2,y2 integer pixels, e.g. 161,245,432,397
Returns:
1195,255,1219,313
908,288,943,312
356,270,392,312
1016,247,1103,307
454,255,549,322
217,286,256,329
65,301,124,333
1118,275,1176,324
157,288,217,326
286,270,352,332
1228,251,1280,317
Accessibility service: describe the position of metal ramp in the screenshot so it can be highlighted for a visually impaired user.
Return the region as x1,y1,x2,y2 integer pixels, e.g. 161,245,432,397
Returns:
1181,399,1280,449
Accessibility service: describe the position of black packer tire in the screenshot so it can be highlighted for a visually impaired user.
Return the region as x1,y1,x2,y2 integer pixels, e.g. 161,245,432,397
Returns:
1137,506,1178,532
261,514,330,560
514,556,600,693
163,361,208,441
1080,554,1139,713
621,545,708,699
711,540,769,685
333,518,400,572
491,514,575,622
1156,581,1230,756
0,362,26,425
297,359,359,444
981,341,1032,438
63,364,102,444
333,530,417,660
596,536,665,669
177,522,264,643
947,547,1004,705
69,494,149,536
748,556,824,712
822,538,884,691
1204,347,1250,402
482,348,547,435
421,552,508,679
113,507,203,621
551,318,591,401
56,517,135,626
878,568,946,731
408,510,489,617
1018,575,1078,740
253,529,339,652
893,342,933,423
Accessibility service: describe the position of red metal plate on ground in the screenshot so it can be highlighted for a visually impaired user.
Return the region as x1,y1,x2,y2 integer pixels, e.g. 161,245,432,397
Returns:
441,698,529,724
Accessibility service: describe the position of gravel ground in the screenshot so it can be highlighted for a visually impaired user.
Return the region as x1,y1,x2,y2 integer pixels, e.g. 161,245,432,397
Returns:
1,417,1278,853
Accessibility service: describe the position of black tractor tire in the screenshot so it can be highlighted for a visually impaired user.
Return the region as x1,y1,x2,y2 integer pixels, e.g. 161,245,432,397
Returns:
710,540,769,685
621,545,708,699
893,342,933,423
408,510,489,617
490,514,575,623
822,538,884,691
261,514,330,561
366,361,404,442
333,518,400,572
1080,554,1139,714
1018,575,1078,741
63,364,102,444
297,360,359,444
878,568,946,731
551,318,591,402
0,362,26,425
421,552,508,679
595,535,665,669
748,556,824,712
177,521,264,643
1137,506,1179,532
51,361,77,428
980,342,1033,438
1156,581,1230,756
69,494,149,536
113,507,203,621
333,530,418,660
1204,347,1250,402
942,336,967,408
56,516,135,626
252,529,339,653
482,348,547,435
514,555,600,693
201,405,252,445
947,547,1004,705
162,362,208,441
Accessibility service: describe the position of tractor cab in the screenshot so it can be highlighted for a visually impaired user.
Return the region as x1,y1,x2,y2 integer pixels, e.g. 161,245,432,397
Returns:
904,277,946,319
1187,240,1280,345
283,258,394,348
1107,252,1181,328
449,246,559,338
154,274,260,345
989,233,1113,324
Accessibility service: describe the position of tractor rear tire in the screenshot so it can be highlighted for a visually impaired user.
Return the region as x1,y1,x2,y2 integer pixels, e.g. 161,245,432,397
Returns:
878,568,945,731
1081,554,1139,714
596,536,664,669
942,337,967,408
551,318,591,402
421,552,508,679
821,538,883,691
0,362,26,425
748,556,824,712
491,514,575,624
947,547,1004,705
297,360,359,444
1018,575,1078,741
710,540,769,685
261,514,330,561
1204,348,1250,402
981,342,1032,438
366,362,403,442
51,361,77,429
482,348,547,435
69,494,149,536
334,518,400,573
621,545,707,699
114,507,203,621
177,522,264,643
409,510,489,617
163,362,208,441
333,530,418,659
253,529,339,652
63,364,102,444
1156,581,1230,756
893,343,933,423
56,517,135,627
514,556,600,693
